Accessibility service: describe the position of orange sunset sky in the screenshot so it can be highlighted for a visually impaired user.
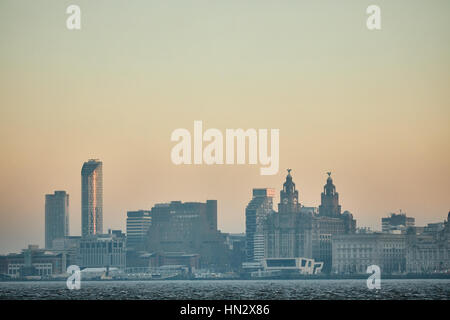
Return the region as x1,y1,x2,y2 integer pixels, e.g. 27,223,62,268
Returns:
0,1,449,253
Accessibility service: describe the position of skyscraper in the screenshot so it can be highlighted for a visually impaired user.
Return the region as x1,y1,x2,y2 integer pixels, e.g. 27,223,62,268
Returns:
81,159,103,237
45,191,69,249
245,188,275,262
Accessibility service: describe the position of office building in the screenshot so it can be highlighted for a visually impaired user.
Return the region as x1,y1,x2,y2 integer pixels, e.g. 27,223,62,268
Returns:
225,233,246,272
78,230,126,269
0,245,66,278
245,188,275,262
146,200,229,270
51,236,81,267
405,212,450,273
45,191,69,249
382,212,415,234
126,210,152,251
81,159,103,237
332,233,406,274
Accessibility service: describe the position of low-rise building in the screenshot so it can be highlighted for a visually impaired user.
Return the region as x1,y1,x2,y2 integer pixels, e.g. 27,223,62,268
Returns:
51,236,81,267
78,230,126,270
0,245,66,278
382,212,415,234
332,233,406,274
405,213,450,274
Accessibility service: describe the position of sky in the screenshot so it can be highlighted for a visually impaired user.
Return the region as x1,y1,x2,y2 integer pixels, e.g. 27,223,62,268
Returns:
0,0,449,254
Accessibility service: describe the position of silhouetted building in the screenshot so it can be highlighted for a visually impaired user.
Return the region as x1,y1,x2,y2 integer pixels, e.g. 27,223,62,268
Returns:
382,212,415,234
225,233,246,272
264,170,356,273
78,230,126,269
423,222,445,234
319,172,341,217
332,233,406,274
81,159,103,237
406,212,450,273
0,245,66,277
51,236,81,267
45,191,69,249
126,210,152,251
146,200,229,271
278,169,300,214
147,252,200,270
245,188,275,262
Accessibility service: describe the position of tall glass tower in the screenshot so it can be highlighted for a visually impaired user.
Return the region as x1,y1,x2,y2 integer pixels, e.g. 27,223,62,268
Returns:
81,159,103,237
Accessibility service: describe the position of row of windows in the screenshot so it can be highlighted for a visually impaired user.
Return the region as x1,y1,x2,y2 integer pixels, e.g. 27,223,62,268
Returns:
80,242,124,249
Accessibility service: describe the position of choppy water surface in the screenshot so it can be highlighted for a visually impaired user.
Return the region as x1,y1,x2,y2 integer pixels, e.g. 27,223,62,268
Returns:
0,279,448,300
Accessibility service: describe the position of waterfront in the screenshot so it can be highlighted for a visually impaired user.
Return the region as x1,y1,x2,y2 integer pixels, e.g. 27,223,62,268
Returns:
0,279,448,300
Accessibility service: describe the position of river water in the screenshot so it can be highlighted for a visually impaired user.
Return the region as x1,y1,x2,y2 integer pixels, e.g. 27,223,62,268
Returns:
0,279,448,300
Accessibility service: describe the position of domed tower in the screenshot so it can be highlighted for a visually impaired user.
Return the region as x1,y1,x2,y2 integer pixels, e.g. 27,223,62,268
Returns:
318,172,341,217
278,169,301,213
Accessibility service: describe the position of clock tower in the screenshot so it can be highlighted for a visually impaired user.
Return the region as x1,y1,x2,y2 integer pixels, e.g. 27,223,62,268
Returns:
278,169,301,213
318,172,342,217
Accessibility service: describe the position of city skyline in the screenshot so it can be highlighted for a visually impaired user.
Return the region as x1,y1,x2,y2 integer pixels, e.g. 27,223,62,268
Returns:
1,1,449,254
0,159,448,254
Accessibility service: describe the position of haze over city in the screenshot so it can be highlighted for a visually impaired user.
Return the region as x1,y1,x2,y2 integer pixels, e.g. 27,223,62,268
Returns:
0,0,449,254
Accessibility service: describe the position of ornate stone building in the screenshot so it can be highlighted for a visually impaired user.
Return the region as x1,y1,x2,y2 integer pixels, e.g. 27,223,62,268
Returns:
264,170,356,273
332,233,406,274
406,212,450,273
319,172,341,217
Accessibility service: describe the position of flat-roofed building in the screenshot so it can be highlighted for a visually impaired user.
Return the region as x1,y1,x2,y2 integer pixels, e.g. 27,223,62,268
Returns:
147,200,229,270
382,212,415,234
262,257,323,274
78,230,126,269
0,245,66,278
332,233,406,274
406,212,450,274
126,210,152,251
45,191,69,249
245,188,275,262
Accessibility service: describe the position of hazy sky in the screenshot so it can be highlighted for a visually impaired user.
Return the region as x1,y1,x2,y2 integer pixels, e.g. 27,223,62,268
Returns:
0,1,449,254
